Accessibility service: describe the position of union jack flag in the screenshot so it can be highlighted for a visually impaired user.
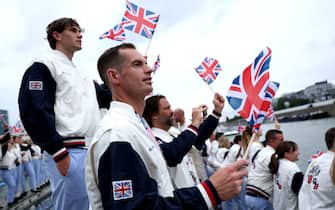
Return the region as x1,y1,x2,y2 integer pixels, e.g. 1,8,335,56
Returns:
253,81,280,131
99,24,126,41
152,54,160,74
266,105,275,121
195,57,222,85
226,47,272,126
12,120,25,135
112,180,133,200
121,1,160,39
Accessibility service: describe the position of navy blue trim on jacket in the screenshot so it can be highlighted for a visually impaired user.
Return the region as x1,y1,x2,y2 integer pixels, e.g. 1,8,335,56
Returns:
291,172,304,195
158,112,220,167
98,141,210,210
194,112,221,150
159,128,198,167
18,62,64,158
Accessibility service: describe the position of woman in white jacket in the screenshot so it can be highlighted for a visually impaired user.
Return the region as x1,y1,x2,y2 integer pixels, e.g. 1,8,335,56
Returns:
269,141,303,210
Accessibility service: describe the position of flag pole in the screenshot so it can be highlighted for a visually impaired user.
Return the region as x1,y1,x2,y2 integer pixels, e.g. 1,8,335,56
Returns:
145,37,153,56
243,132,256,160
274,116,280,130
207,84,216,94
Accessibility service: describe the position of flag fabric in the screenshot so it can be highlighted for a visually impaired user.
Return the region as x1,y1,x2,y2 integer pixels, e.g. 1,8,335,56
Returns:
152,54,160,74
121,0,160,39
12,120,25,135
195,57,222,85
99,24,126,41
226,47,272,127
266,105,275,121
253,81,280,131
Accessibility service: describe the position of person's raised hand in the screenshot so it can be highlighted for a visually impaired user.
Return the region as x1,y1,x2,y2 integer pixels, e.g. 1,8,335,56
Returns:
209,159,248,201
213,93,225,114
191,105,207,128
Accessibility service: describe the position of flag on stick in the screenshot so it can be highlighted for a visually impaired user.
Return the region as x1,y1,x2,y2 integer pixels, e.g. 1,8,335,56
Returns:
121,0,160,39
226,47,272,126
195,57,222,85
253,81,280,131
152,54,160,74
99,24,126,41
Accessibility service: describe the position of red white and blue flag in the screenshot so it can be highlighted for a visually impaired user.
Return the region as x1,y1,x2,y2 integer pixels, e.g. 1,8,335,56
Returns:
253,81,280,131
226,47,272,126
195,57,222,85
266,105,275,121
99,24,126,41
152,54,160,74
112,180,133,200
121,1,160,39
12,120,24,134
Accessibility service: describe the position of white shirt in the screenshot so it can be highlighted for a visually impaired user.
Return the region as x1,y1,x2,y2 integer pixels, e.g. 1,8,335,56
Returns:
273,159,301,210
247,145,275,197
299,151,335,210
222,144,241,166
0,147,18,169
248,141,264,170
152,127,199,188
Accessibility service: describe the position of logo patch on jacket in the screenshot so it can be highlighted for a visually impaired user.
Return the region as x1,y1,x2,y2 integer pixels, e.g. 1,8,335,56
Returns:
112,180,133,200
29,81,43,90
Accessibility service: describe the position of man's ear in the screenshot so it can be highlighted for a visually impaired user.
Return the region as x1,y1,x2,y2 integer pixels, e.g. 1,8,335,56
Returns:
52,31,61,41
107,68,120,84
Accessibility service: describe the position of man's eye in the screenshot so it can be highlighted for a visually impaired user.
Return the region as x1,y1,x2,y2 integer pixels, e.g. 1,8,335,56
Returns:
133,61,142,66
71,28,81,33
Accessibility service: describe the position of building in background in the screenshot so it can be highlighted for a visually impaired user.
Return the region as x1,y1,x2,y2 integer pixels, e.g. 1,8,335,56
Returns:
282,80,335,102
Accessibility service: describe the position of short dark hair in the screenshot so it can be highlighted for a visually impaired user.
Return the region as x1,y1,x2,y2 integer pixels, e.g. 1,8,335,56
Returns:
46,17,80,49
143,95,165,127
265,129,283,142
325,127,335,150
97,43,136,87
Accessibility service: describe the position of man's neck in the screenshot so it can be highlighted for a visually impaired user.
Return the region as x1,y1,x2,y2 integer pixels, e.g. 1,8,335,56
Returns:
55,47,74,60
113,94,145,115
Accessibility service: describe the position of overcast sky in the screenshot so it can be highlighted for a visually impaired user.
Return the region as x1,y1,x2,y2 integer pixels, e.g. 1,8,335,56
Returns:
1,0,335,125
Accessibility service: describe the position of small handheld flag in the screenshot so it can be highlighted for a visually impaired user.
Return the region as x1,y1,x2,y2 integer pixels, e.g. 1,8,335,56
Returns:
195,57,222,85
121,0,160,39
152,54,160,74
253,81,280,131
226,47,272,127
99,24,126,41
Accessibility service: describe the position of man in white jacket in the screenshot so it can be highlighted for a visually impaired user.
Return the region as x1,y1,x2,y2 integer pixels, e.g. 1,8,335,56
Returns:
86,43,248,210
299,127,335,210
142,93,224,188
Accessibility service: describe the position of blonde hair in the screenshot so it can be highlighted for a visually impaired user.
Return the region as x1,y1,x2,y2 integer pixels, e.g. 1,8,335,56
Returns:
218,136,230,148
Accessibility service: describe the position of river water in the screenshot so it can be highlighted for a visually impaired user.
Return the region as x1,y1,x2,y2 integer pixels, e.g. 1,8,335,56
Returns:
261,117,335,171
